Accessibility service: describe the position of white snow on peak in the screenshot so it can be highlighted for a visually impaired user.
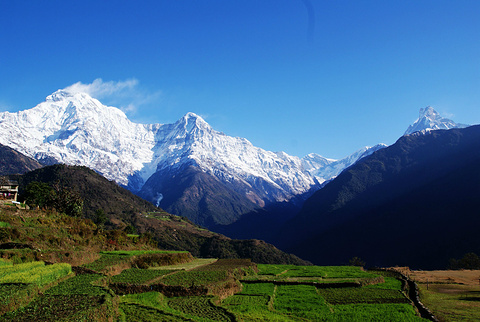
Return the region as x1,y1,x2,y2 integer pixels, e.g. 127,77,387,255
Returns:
404,106,469,136
148,111,316,201
0,90,159,188
301,144,387,184
0,86,393,203
0,88,322,201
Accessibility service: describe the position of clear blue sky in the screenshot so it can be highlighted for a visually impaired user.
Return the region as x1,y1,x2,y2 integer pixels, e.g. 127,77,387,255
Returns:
1,0,479,159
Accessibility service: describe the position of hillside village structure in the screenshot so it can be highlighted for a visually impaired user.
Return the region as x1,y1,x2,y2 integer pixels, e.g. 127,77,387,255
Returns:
0,178,18,202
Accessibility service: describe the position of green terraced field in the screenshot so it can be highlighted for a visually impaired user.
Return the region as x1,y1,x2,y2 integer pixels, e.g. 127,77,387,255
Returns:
0,257,431,321
110,268,173,284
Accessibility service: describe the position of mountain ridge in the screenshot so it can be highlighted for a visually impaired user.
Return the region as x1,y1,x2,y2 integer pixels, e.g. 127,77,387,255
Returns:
0,143,43,175
0,87,469,227
278,125,480,268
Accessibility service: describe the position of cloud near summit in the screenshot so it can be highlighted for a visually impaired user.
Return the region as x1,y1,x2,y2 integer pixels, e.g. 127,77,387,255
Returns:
64,78,139,99
63,78,161,115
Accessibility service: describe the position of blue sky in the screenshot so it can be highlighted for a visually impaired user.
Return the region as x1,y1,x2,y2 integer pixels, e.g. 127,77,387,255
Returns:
1,0,479,159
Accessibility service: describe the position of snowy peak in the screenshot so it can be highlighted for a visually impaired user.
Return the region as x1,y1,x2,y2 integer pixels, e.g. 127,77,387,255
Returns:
46,89,72,102
0,89,158,188
404,106,469,136
175,112,212,135
302,144,387,184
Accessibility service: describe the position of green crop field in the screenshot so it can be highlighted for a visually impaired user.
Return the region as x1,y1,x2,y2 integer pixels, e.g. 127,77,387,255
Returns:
0,256,433,321
317,287,409,304
45,273,107,296
110,268,173,284
256,264,377,280
0,221,11,228
0,262,72,285
219,265,428,321
167,296,234,321
161,270,228,287
240,282,276,295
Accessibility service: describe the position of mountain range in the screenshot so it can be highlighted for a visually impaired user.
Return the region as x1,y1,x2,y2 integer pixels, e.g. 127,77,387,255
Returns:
0,88,390,227
0,86,476,269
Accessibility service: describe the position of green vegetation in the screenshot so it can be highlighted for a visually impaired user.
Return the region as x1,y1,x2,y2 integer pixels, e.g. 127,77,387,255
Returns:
45,273,107,296
0,222,10,228
23,181,84,217
82,250,192,274
119,292,191,321
161,270,228,287
167,296,234,321
419,283,480,321
0,261,72,285
221,265,428,321
317,287,409,304
110,268,172,284
274,284,332,320
0,200,436,321
240,282,275,295
332,304,425,321
0,254,433,321
0,258,12,267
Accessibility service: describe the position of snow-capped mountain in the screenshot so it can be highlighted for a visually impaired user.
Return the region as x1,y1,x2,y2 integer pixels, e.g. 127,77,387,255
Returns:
1,89,463,227
0,90,160,190
0,89,322,225
404,106,469,136
302,144,387,184
156,112,317,199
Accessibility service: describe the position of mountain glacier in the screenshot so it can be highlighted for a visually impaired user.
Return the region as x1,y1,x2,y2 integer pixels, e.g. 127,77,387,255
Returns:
0,88,466,225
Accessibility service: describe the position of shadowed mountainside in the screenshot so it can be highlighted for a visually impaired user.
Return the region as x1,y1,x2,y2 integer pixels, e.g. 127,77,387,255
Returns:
0,143,43,175
278,125,480,269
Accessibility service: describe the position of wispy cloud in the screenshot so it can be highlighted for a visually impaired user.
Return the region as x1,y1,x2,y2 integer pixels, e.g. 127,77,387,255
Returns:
442,112,455,119
63,78,161,115
0,101,13,112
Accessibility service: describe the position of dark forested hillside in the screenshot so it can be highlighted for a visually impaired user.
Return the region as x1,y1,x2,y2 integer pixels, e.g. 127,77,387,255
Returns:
0,143,42,175
17,164,158,221
279,125,480,269
14,164,309,265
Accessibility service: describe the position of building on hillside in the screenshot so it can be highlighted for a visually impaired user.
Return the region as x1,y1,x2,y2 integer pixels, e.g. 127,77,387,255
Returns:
0,178,18,202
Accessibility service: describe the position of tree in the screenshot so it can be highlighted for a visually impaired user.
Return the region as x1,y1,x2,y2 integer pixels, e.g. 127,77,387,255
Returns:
23,181,55,208
449,253,480,270
93,208,107,226
349,256,366,267
54,186,84,217
124,224,136,234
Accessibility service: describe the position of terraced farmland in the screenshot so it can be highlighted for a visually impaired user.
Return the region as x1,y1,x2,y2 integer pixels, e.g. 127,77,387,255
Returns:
0,254,432,321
